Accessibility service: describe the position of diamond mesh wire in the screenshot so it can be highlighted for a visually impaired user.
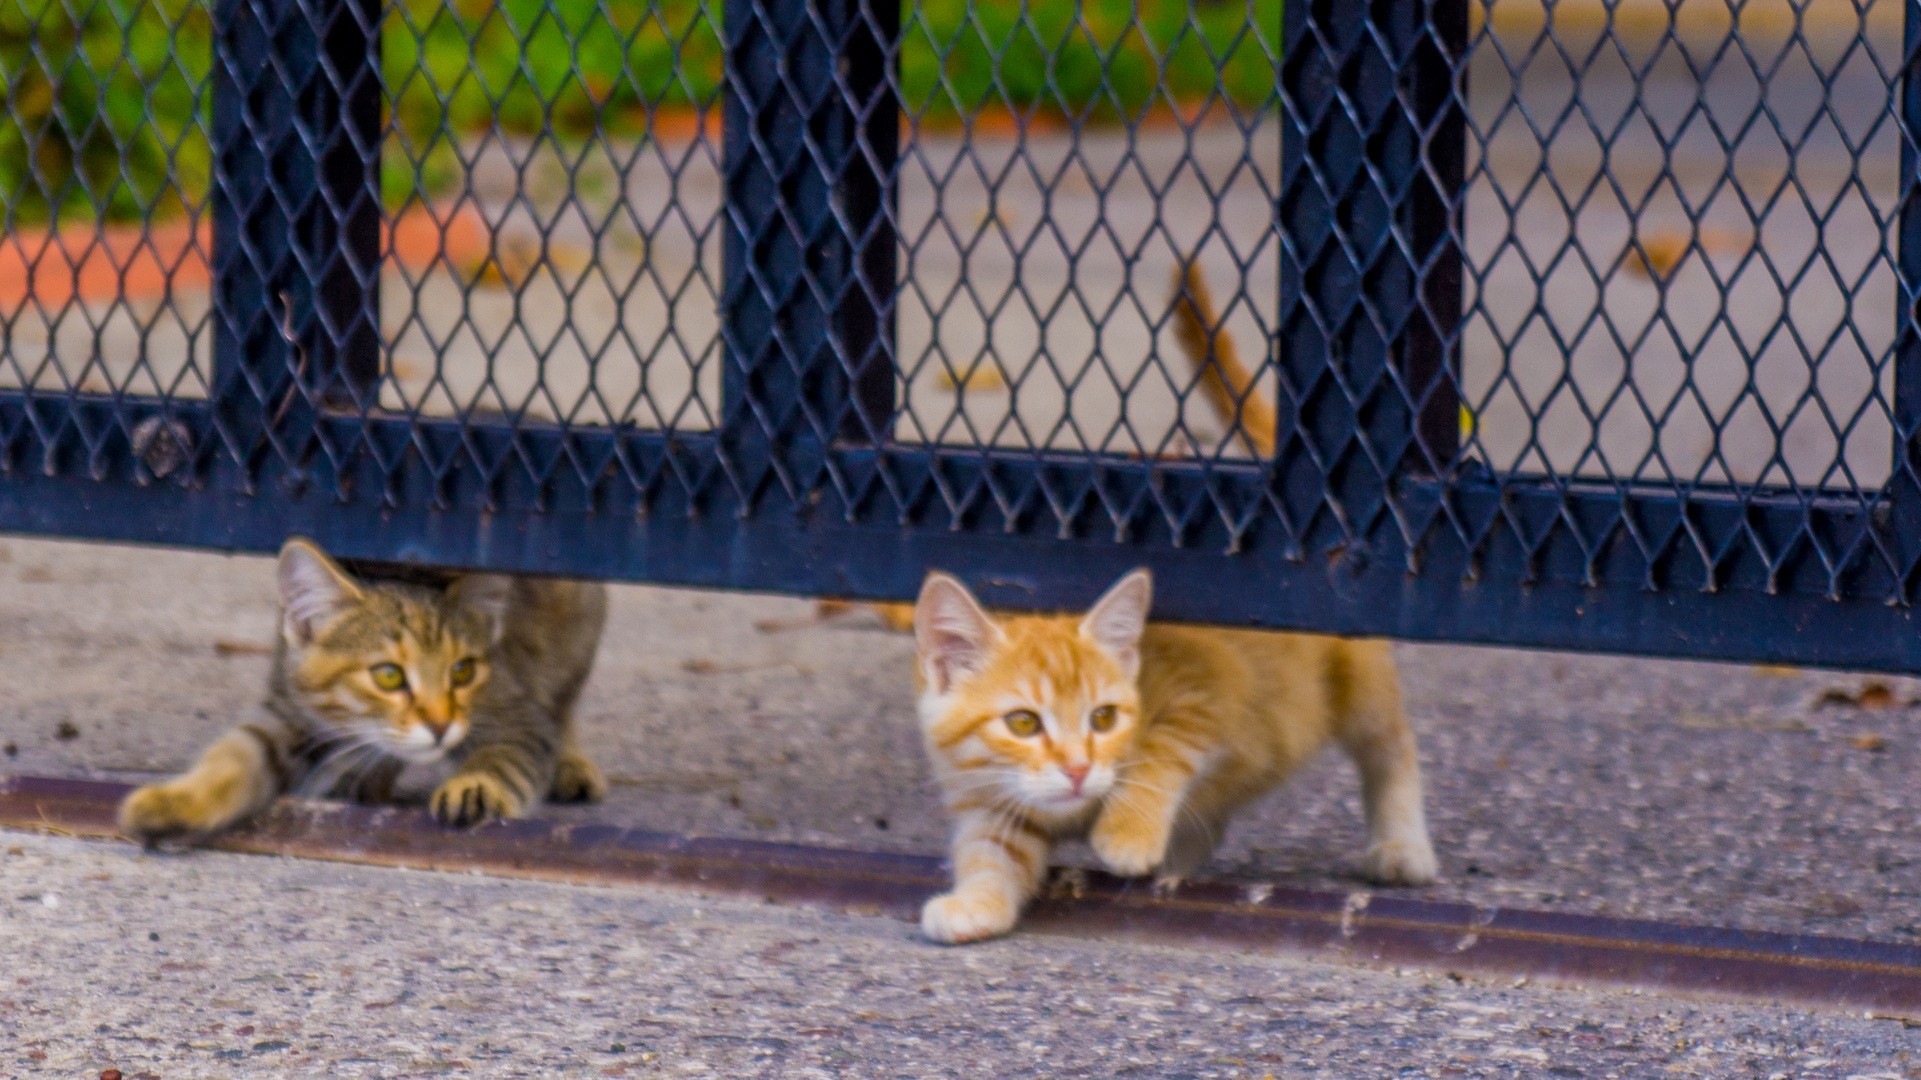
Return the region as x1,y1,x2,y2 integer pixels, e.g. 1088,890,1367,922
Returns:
0,0,1918,630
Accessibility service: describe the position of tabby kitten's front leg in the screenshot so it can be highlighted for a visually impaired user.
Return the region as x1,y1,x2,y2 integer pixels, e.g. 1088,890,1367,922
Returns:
430,575,608,826
549,726,607,803
118,717,303,845
430,742,547,826
430,731,601,824
922,807,1053,944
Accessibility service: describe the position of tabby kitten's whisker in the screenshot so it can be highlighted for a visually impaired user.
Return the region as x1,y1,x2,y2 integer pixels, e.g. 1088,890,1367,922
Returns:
300,741,380,796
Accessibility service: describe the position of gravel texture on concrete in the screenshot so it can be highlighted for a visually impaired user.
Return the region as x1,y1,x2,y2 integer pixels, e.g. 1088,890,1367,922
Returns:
5,829,1920,1079
3,535,1921,948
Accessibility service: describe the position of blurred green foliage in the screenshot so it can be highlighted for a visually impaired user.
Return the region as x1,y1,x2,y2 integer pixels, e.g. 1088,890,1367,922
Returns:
0,0,210,224
901,0,1282,124
1,0,1280,224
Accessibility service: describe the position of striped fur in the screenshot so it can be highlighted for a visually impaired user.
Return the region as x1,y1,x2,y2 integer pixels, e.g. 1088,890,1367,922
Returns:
913,569,1437,944
119,538,607,842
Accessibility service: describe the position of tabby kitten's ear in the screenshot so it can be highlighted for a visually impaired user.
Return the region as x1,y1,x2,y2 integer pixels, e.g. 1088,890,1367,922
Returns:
915,572,1001,694
277,538,363,646
1080,568,1152,679
446,573,513,644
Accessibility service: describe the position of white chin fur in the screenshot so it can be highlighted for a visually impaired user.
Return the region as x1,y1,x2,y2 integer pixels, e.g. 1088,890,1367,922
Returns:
392,725,467,764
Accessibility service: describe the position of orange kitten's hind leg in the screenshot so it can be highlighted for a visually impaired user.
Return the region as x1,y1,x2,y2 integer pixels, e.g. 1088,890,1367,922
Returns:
1333,642,1439,885
921,809,1052,944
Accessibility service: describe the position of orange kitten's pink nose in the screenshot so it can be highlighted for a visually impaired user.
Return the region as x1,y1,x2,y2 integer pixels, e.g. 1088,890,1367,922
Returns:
1061,763,1091,794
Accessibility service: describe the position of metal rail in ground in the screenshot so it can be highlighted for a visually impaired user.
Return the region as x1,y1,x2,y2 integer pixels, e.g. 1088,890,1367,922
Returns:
5,773,1917,1013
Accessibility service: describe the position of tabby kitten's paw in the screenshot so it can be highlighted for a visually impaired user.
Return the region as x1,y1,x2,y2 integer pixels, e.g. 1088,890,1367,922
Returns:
1089,810,1170,878
431,772,526,826
1361,836,1439,886
549,753,606,804
921,889,1018,944
118,781,231,845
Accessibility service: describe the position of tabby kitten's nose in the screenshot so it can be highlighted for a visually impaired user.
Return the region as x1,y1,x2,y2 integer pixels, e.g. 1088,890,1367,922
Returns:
420,703,455,743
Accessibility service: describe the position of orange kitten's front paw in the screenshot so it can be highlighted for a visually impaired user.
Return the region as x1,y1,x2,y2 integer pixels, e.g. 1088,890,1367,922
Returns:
1362,836,1439,886
431,772,526,826
920,889,1018,944
1090,811,1169,878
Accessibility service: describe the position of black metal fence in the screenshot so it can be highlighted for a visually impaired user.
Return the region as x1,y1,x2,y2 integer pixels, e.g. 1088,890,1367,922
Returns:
1,0,1918,671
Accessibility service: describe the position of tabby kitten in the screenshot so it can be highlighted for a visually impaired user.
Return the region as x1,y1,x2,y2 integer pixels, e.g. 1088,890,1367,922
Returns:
914,568,1437,944
119,538,607,842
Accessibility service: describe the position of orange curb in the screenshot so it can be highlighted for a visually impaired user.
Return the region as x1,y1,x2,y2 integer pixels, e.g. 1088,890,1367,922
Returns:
0,204,494,313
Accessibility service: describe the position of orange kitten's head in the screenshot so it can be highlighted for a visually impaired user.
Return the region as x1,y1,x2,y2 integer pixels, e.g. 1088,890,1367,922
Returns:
274,539,508,764
914,569,1152,816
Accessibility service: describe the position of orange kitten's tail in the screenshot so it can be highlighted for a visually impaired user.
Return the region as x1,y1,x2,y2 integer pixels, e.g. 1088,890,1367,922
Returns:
757,598,917,634
817,598,916,633
1170,261,1276,458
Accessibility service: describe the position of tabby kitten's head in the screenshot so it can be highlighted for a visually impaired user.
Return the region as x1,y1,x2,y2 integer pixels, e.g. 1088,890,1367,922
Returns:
275,539,510,763
914,569,1153,816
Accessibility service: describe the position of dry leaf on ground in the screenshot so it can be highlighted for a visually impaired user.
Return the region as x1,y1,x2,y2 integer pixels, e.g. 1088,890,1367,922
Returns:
935,364,1006,392
1625,226,1749,282
213,640,271,657
1816,680,1909,709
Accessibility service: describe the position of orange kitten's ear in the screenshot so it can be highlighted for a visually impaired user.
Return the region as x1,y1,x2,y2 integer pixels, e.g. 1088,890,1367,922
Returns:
1080,568,1152,679
447,574,513,643
277,538,363,646
915,572,1001,694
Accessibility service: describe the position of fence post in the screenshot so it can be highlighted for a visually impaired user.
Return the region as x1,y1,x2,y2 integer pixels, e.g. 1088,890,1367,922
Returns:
1278,0,1465,532
1895,2,1921,592
211,0,382,480
722,0,899,480
1403,0,1466,476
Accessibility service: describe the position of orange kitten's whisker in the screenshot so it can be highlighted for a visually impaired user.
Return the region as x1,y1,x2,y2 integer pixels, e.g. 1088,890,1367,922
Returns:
1109,773,1220,846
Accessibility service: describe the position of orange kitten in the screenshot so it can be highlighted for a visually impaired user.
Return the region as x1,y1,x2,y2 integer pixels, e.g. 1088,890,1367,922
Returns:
913,569,1437,943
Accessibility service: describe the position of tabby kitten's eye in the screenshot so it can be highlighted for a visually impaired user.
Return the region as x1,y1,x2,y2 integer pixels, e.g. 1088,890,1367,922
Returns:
369,663,407,692
1003,709,1043,737
1089,704,1118,732
449,657,478,687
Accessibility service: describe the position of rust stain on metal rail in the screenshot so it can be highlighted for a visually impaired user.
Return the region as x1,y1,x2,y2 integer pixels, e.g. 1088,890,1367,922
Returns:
1126,893,1921,981
6,773,1919,1011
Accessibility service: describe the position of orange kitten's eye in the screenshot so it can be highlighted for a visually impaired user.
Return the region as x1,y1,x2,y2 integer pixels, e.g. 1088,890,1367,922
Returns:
449,657,478,687
1003,710,1043,737
369,663,407,692
1089,704,1118,732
